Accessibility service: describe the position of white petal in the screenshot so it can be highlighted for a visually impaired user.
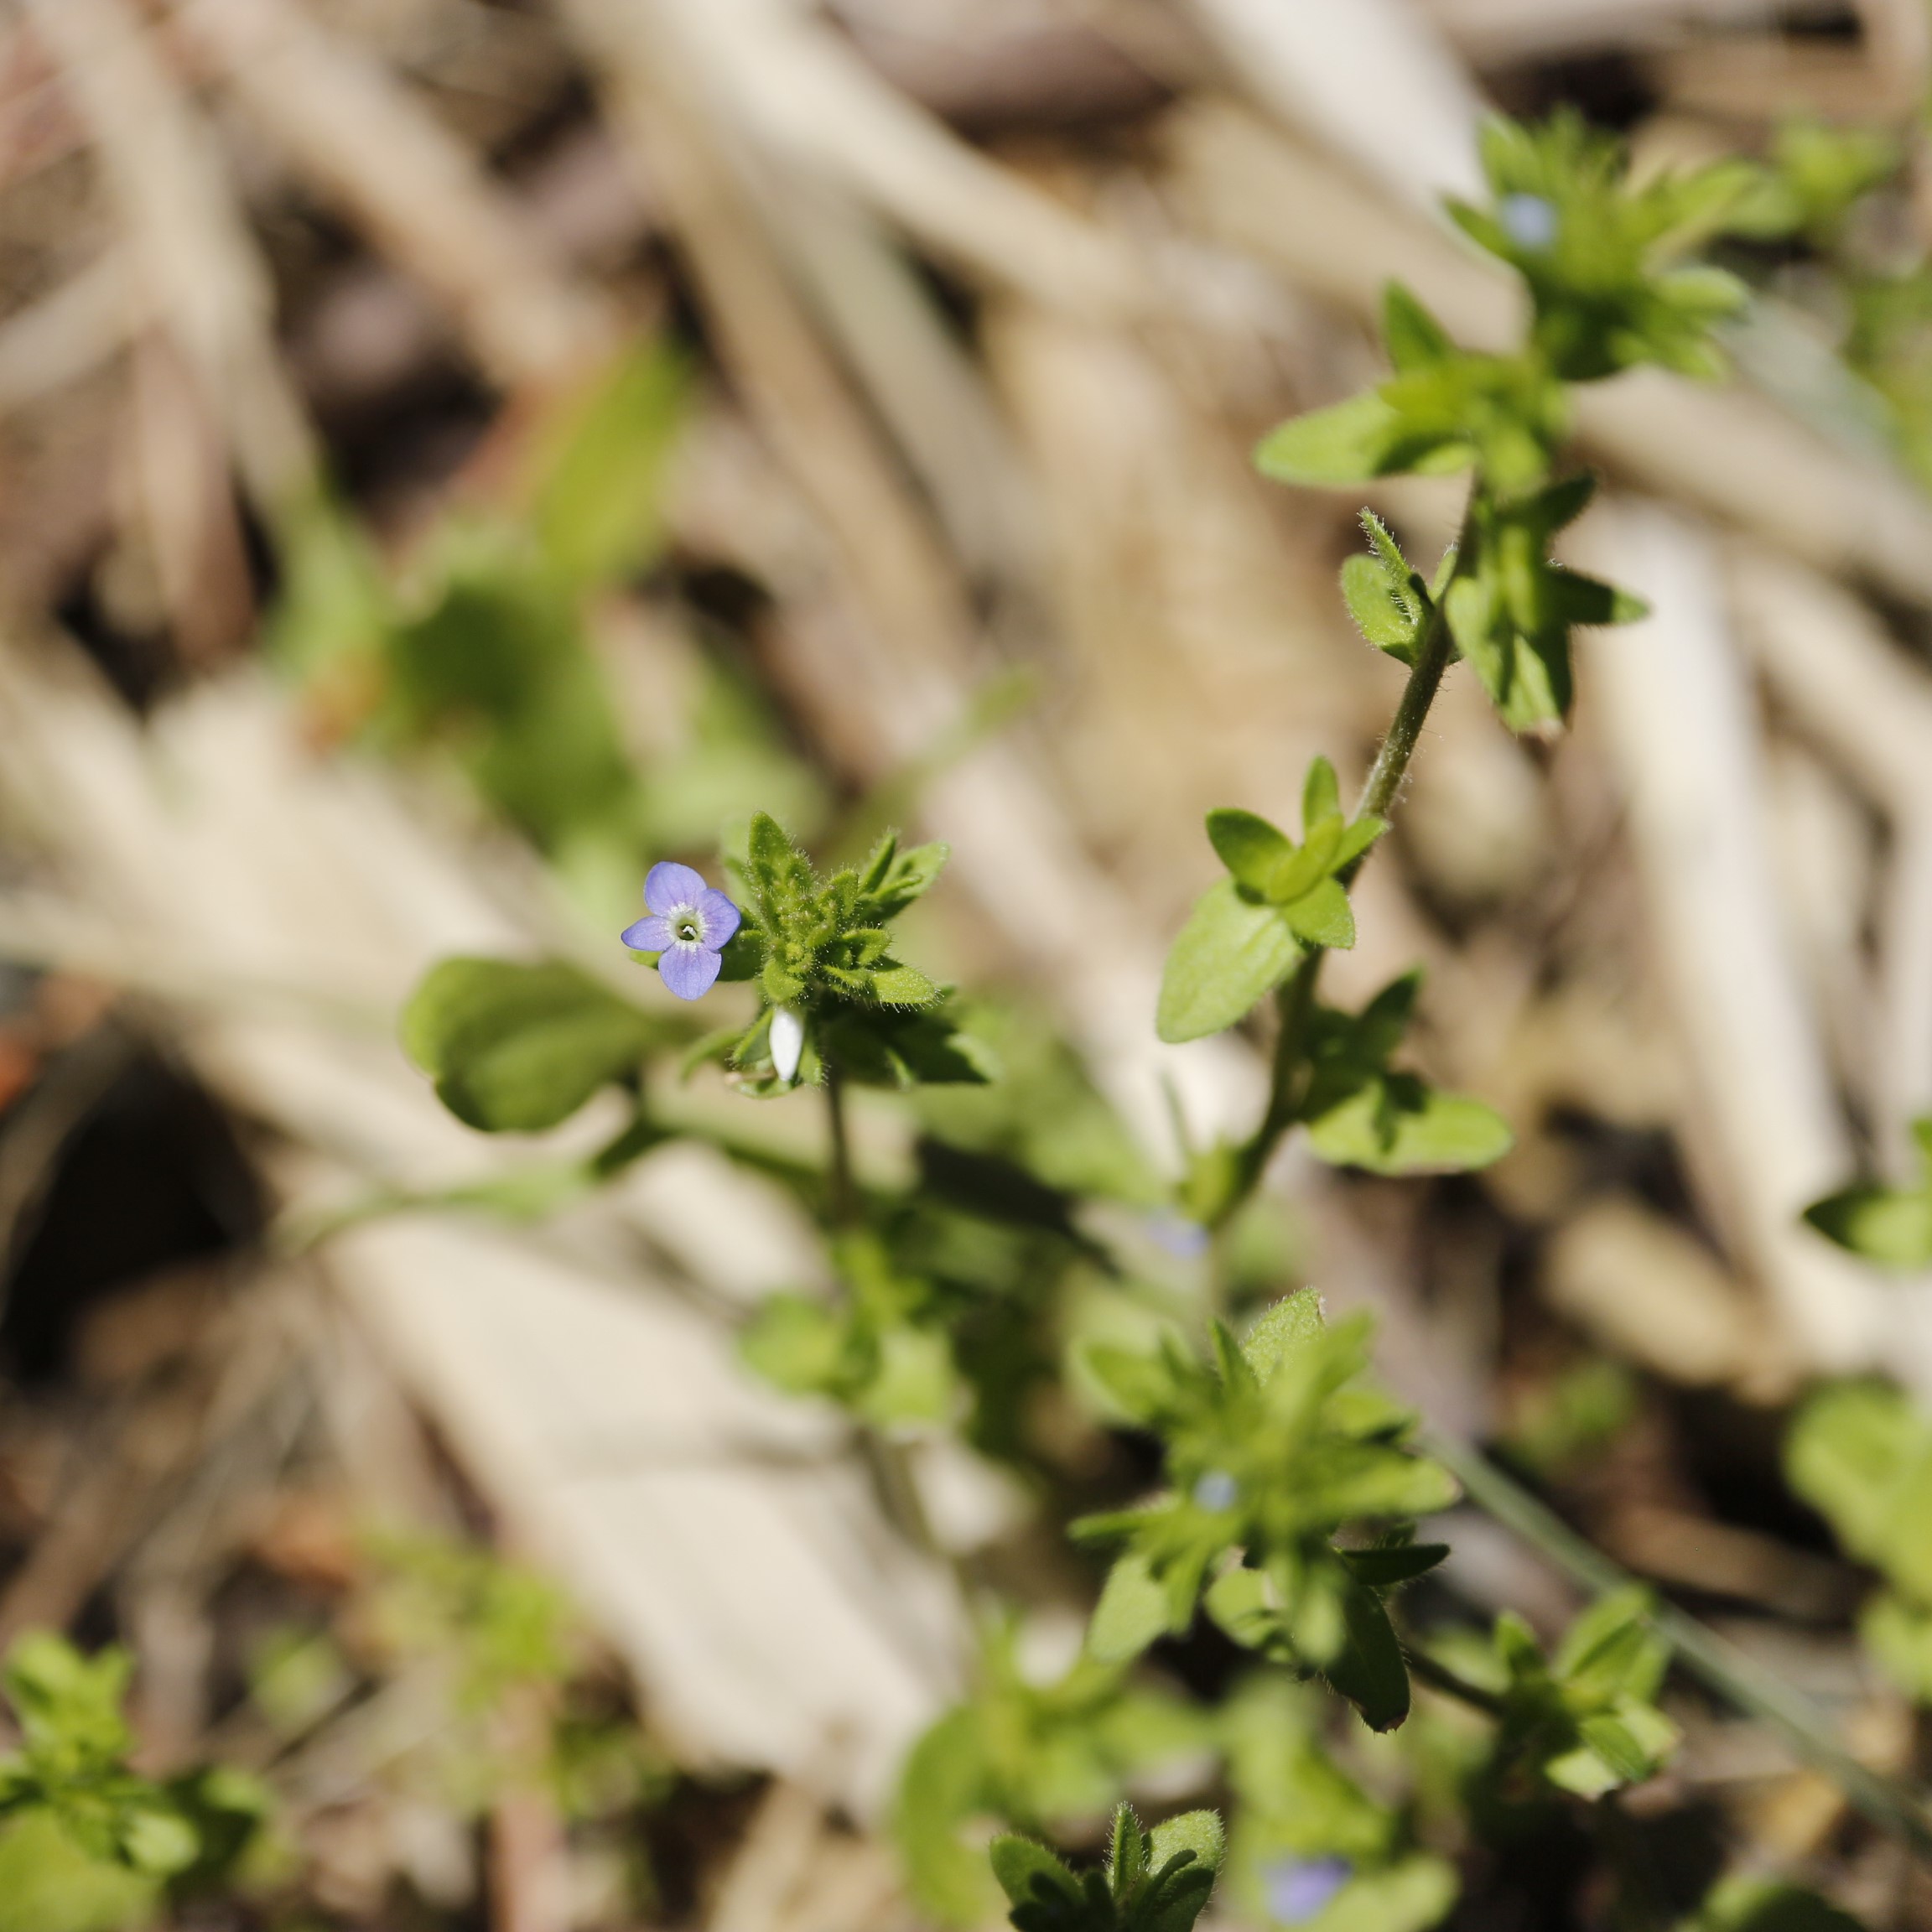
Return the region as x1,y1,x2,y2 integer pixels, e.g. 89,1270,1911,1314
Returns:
769,1006,806,1083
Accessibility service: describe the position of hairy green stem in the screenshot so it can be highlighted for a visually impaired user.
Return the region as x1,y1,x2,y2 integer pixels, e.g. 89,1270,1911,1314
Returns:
1209,527,1467,1235
1353,589,1457,835
1428,1431,1932,1862
824,1059,858,1228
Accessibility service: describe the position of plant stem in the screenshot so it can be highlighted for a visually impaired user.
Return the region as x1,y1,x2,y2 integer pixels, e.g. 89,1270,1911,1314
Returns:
824,1058,858,1228
1403,1639,1506,1717
1209,520,1469,1234
1353,588,1457,836
1427,1430,1932,1862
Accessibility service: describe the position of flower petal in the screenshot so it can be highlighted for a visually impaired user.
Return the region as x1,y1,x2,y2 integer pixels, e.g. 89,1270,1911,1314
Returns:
696,888,742,948
659,942,722,1001
769,1006,805,1083
644,861,709,916
621,915,674,952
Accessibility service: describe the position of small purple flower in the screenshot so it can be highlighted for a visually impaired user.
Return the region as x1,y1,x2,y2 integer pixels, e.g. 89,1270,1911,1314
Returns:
1192,1469,1239,1512
1499,191,1559,252
621,862,741,1001
1261,1855,1352,1926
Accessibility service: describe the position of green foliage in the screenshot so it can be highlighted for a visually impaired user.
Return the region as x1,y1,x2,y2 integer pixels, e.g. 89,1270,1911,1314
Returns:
1339,512,1455,668
896,1625,1210,1926
0,1634,268,1897
1073,1291,1456,1731
401,956,683,1132
1804,1117,1932,1267
1158,760,1384,1044
1434,1590,1680,1800
1449,111,1753,382
524,343,687,589
386,523,642,860
1259,288,1566,496
1680,1874,1867,1932
916,1004,1162,1208
1299,975,1513,1176
1728,119,1902,247
1786,1379,1932,1701
0,1811,153,1932
1441,471,1646,734
1500,1356,1637,1479
708,817,989,1093
1221,1674,1457,1932
740,1230,962,1426
989,1801,1223,1932
366,1530,576,1713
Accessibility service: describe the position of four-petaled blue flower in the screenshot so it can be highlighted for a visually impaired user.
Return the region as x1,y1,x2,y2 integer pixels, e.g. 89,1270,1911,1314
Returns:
622,862,741,1001
1261,1855,1352,1926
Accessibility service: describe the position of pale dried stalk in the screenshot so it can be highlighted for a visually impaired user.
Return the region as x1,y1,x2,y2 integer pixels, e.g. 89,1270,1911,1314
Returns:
23,0,318,516
1184,0,1488,209
1418,0,1819,63
1727,550,1932,1179
176,0,618,391
641,0,1142,318
1572,501,1910,1382
0,248,139,413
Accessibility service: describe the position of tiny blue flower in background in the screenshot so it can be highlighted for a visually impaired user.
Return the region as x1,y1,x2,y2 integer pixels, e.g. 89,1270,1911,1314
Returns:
1192,1470,1239,1512
1499,191,1559,251
622,862,741,1001
1145,1211,1211,1260
1261,1854,1352,1926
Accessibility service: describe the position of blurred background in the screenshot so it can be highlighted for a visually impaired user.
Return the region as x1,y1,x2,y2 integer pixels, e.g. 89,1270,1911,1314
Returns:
3,0,1932,1927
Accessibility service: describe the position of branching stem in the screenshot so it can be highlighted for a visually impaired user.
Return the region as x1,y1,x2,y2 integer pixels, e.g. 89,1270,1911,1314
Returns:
1428,1431,1932,1862
1208,499,1471,1233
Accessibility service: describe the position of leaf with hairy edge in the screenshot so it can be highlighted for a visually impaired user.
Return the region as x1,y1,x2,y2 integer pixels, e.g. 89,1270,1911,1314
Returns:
1156,881,1301,1043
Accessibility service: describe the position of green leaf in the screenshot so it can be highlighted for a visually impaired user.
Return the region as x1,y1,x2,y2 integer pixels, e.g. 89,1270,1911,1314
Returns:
401,958,667,1132
1305,1078,1513,1176
859,838,951,920
1157,880,1301,1043
1146,1810,1223,1879
1313,1858,1459,1932
1340,1543,1450,1587
738,1295,851,1397
1089,1552,1177,1664
1280,880,1356,950
989,1836,1081,1913
1686,1876,1867,1932
117,1809,197,1878
1255,392,1407,488
1805,1183,1932,1268
870,964,942,1008
1240,1289,1326,1384
894,1711,995,1929
1341,554,1422,659
1203,1566,1285,1656
1207,810,1296,896
527,343,686,589
1861,1589,1932,1702
1301,757,1343,831
1320,1582,1410,1732
1381,283,1453,372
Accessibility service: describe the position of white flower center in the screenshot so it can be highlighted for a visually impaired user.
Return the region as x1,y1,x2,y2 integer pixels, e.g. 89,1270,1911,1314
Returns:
673,906,704,946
